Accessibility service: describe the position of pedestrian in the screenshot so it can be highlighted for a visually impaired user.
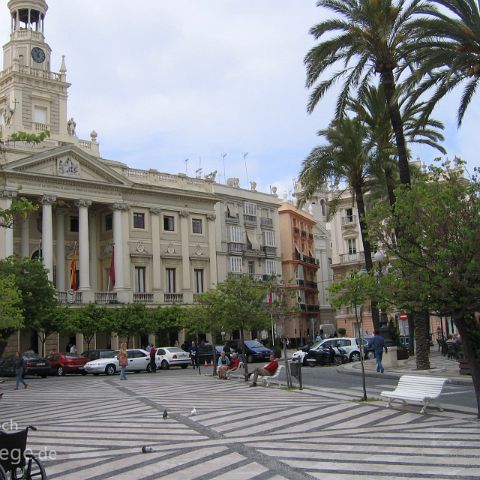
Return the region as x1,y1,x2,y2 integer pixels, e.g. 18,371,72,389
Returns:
117,343,128,380
70,344,77,354
14,351,28,390
249,354,278,387
190,341,198,369
216,351,231,379
367,330,388,374
149,345,157,373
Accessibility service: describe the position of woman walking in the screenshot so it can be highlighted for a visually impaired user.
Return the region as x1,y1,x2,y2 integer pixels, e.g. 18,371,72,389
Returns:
117,343,128,380
14,351,28,390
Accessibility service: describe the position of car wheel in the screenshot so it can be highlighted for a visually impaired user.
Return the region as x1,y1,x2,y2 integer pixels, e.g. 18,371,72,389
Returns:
181,364,188,369
93,373,100,376
105,364,116,375
41,375,47,378
57,366,64,376
161,360,169,370
350,351,361,362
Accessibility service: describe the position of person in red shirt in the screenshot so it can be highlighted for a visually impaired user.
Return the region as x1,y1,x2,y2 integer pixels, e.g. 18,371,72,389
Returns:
149,345,157,373
249,354,278,387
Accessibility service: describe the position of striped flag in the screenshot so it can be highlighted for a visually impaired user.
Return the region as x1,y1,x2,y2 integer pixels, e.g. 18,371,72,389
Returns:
70,244,77,291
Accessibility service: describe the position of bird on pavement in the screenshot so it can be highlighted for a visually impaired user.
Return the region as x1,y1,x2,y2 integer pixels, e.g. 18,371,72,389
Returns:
190,408,197,416
163,409,168,420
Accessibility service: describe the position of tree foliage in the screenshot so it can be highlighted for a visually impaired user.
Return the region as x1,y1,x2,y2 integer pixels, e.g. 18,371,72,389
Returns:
0,274,24,356
0,197,37,229
113,303,152,347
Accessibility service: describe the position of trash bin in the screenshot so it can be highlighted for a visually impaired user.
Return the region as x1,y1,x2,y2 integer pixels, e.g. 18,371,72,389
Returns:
383,346,398,368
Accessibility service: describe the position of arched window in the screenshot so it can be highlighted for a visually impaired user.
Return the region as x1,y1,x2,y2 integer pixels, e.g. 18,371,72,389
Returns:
320,199,326,216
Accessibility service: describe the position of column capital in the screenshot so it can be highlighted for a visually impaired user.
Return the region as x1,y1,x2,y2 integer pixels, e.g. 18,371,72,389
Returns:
179,209,189,218
150,208,162,216
206,213,216,221
76,199,92,208
0,189,18,200
113,203,129,211
40,194,56,205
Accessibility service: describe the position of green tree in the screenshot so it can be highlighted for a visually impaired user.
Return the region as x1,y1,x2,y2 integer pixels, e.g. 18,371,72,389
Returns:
61,304,113,352
305,0,435,186
0,274,24,357
149,306,184,345
113,303,152,347
0,257,59,356
367,160,480,417
0,197,37,229
409,0,480,126
298,117,382,329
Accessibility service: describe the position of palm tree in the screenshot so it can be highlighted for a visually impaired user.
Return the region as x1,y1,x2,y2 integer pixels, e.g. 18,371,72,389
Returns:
298,117,382,330
305,0,435,187
408,0,480,126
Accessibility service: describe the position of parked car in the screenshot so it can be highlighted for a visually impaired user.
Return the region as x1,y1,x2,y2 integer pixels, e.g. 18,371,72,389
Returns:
84,349,151,375
155,347,190,370
292,337,367,363
197,343,215,365
81,349,115,361
227,340,272,363
47,352,89,376
0,353,49,378
291,342,348,366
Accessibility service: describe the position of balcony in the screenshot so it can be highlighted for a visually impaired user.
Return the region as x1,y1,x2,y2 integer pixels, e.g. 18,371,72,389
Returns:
263,246,276,257
95,292,118,304
306,304,320,312
133,293,154,304
293,227,300,236
303,254,319,266
305,281,318,289
225,212,239,224
296,279,304,287
164,293,184,304
244,215,257,225
301,230,307,238
339,252,365,264
228,242,246,253
260,217,273,228
342,215,357,227
56,290,83,304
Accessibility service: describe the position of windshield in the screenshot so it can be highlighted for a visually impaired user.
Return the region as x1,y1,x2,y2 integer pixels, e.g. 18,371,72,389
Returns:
245,340,266,349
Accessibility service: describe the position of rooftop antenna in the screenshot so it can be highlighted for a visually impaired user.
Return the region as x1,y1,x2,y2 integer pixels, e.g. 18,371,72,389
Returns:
185,158,189,175
221,153,227,183
243,152,249,184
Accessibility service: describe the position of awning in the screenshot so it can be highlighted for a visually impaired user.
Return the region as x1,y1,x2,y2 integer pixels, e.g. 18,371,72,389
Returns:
246,230,260,250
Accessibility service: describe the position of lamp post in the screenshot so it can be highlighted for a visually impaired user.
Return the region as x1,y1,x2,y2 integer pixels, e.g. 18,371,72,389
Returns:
373,251,393,346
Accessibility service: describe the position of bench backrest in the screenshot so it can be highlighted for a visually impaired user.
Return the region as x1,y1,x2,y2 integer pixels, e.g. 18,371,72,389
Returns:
397,375,447,396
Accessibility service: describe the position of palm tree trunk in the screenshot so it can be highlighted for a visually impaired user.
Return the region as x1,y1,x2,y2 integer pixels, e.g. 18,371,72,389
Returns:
380,69,411,187
414,311,430,370
354,186,380,331
383,165,396,207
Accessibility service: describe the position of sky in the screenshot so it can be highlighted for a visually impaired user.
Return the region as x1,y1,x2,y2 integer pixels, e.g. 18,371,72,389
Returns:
2,1,478,198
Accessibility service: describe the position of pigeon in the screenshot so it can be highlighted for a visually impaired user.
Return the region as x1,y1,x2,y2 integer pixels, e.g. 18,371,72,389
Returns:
163,409,168,420
190,408,197,416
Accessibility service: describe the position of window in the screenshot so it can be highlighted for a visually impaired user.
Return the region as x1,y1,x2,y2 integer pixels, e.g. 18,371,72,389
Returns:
248,261,255,274
266,260,276,276
33,106,47,125
229,225,243,243
264,230,275,247
133,212,145,229
164,215,175,231
105,214,112,232
192,218,202,234
345,208,354,223
347,238,357,255
134,267,146,293
166,268,176,293
243,202,257,216
296,265,304,280
229,256,243,273
297,290,306,304
70,216,79,232
194,269,204,294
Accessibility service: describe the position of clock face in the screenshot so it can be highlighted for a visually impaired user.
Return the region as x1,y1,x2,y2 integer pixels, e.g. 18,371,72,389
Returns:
31,47,46,63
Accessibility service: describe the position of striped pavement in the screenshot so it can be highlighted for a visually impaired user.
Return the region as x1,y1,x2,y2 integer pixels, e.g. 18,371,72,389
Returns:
0,370,479,479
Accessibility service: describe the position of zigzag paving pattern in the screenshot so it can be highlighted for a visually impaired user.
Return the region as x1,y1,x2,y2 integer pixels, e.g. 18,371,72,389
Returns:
1,371,479,479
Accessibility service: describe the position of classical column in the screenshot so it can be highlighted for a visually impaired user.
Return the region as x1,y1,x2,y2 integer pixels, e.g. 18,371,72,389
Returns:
76,200,92,290
150,208,162,302
21,216,30,258
207,213,218,286
0,189,17,258
89,212,98,291
179,210,191,290
112,203,129,290
55,210,66,291
41,195,56,281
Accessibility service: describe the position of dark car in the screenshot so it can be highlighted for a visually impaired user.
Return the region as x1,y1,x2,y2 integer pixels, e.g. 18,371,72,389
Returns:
0,353,49,378
228,340,272,363
197,343,215,365
303,345,348,366
48,352,89,376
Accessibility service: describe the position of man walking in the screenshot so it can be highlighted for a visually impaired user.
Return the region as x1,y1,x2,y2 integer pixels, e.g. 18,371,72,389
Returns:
367,330,388,374
14,351,28,390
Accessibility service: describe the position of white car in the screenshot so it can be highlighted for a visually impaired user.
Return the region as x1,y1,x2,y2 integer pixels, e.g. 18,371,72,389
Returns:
84,349,151,375
155,347,190,370
292,337,367,363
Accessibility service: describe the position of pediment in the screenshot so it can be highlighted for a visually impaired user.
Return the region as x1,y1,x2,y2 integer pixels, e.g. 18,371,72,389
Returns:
4,145,131,186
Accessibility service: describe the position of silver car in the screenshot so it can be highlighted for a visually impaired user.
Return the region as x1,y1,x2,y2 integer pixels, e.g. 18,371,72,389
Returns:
155,347,190,370
84,349,151,375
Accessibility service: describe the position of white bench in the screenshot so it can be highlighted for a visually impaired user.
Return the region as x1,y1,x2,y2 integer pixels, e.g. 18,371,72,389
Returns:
381,375,448,414
226,362,245,380
257,365,284,387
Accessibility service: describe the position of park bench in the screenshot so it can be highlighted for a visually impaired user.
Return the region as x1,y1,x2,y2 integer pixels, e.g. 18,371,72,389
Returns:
257,365,284,387
380,375,448,414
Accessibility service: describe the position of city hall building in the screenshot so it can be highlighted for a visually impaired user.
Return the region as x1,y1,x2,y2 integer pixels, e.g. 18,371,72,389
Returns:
0,0,283,354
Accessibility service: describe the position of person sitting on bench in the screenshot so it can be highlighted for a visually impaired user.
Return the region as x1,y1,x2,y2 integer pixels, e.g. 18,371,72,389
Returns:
249,354,278,387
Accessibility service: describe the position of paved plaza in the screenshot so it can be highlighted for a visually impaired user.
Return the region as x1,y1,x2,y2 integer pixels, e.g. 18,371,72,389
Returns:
1,368,479,480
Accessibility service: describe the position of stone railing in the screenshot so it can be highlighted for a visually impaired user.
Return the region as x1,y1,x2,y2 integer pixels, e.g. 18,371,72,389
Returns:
133,293,154,303
164,293,184,304
260,217,273,227
56,290,83,304
339,252,365,264
33,122,49,132
95,292,118,304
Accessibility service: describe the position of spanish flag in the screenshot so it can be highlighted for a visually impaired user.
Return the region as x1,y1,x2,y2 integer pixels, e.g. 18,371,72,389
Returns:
70,243,77,291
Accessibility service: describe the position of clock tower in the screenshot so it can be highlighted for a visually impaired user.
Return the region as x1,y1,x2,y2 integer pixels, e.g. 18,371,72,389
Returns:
0,0,71,141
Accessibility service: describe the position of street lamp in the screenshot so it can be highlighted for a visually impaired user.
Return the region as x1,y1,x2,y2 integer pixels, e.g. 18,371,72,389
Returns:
373,251,393,346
